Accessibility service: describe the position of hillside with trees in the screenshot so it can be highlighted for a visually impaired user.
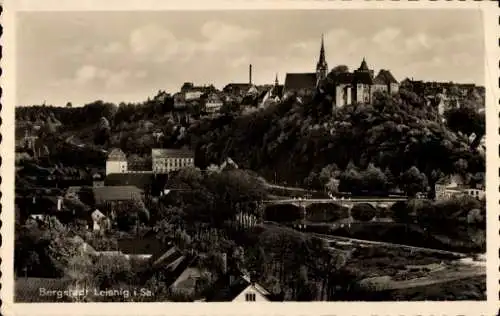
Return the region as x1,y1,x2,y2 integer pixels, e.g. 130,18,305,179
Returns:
187,77,484,197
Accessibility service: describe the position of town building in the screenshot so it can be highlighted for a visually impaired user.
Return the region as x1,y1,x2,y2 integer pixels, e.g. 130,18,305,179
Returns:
151,148,195,174
104,173,153,191
204,92,224,114
173,92,187,109
223,64,258,97
435,174,485,201
92,185,143,206
223,83,257,97
330,58,399,108
373,69,400,94
91,209,109,232
259,74,284,107
117,236,165,261
106,148,128,175
205,274,278,302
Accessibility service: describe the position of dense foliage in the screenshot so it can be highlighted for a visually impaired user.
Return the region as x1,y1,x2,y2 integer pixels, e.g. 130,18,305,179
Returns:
187,89,484,197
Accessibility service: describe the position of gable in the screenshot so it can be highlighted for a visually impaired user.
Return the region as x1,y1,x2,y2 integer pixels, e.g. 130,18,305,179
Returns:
232,284,271,302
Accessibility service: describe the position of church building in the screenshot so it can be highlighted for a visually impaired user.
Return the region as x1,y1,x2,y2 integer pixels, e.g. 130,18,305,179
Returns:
283,35,399,108
283,35,328,97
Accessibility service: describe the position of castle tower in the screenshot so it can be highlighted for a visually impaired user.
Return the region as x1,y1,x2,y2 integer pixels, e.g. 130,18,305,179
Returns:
316,34,328,83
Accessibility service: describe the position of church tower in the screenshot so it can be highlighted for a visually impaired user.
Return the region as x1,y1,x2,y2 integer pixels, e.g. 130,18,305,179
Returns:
316,34,328,83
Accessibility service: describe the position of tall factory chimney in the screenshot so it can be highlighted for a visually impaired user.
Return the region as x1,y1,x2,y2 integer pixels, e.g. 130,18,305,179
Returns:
249,64,252,84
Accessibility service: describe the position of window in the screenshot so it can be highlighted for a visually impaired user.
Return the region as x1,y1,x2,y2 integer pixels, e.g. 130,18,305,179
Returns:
245,293,256,302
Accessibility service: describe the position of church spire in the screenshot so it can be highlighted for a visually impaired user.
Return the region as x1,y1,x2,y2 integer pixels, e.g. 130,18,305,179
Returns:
319,34,326,64
275,73,279,86
316,34,328,83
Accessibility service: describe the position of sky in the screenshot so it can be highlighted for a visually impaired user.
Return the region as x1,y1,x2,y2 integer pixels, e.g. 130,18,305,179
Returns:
16,9,484,106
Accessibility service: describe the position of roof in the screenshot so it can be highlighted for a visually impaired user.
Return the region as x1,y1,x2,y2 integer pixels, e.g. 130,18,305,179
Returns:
333,72,354,85
171,267,203,290
205,274,275,302
92,186,143,204
66,186,82,195
374,69,398,85
223,83,253,91
151,148,194,159
151,244,182,267
271,85,284,98
91,209,106,221
118,236,165,255
107,148,127,161
353,70,373,85
284,73,317,93
358,58,369,71
104,173,153,190
221,157,239,170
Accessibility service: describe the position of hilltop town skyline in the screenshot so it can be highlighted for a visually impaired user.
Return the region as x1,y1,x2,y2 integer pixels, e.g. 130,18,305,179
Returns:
17,9,484,106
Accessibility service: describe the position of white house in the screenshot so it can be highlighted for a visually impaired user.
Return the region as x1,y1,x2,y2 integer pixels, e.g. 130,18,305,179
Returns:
106,148,128,175
205,93,224,114
185,91,204,101
206,274,277,302
91,209,109,232
231,275,273,302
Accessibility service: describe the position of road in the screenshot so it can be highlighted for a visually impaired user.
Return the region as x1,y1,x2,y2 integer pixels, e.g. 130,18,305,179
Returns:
311,232,470,258
263,220,470,258
263,197,409,204
384,268,485,291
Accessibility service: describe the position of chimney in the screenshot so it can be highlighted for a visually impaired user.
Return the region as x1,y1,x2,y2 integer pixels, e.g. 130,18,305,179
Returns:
221,252,227,275
249,64,252,84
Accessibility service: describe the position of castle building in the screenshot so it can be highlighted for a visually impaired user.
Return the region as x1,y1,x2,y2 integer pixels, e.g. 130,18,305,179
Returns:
283,35,399,107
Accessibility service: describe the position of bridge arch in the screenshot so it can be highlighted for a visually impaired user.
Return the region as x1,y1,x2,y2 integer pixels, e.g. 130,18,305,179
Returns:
264,203,304,222
350,202,378,221
305,202,350,222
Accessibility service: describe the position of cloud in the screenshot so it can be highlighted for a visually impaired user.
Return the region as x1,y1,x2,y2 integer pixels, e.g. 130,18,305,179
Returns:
200,20,260,50
129,24,181,62
404,33,434,52
372,27,401,45
104,69,132,89
75,65,100,84
450,52,476,67
102,41,126,54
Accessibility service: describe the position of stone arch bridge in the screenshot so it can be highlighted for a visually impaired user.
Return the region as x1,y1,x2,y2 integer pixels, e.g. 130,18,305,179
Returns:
258,197,410,220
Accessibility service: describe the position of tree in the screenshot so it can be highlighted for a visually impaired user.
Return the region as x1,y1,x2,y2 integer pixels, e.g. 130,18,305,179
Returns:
65,253,94,301
400,166,428,197
329,65,349,77
113,200,150,233
444,107,484,137
360,164,388,193
92,255,132,292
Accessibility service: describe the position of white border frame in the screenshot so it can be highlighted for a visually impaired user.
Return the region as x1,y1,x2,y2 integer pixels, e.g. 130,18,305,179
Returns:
1,1,499,315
